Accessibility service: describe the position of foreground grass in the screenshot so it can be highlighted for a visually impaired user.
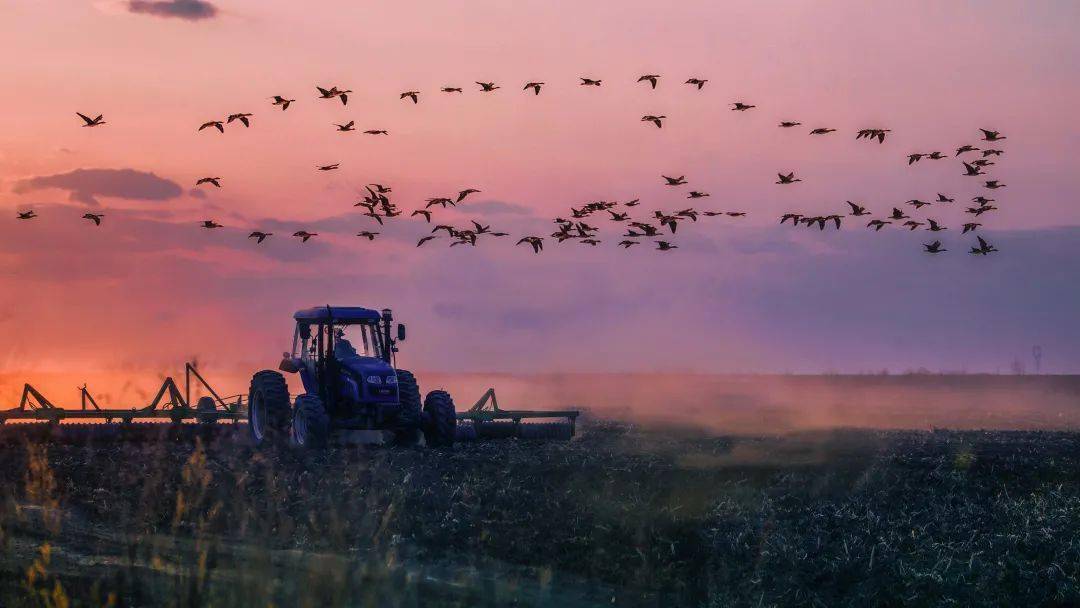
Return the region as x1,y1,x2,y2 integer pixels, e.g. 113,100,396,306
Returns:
0,423,1077,606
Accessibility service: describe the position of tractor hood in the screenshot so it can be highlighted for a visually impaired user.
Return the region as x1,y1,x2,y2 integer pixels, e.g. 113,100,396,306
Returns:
337,354,395,378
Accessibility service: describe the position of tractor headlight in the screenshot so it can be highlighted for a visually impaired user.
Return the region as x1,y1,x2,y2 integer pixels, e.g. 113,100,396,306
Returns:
385,375,397,385
366,375,382,384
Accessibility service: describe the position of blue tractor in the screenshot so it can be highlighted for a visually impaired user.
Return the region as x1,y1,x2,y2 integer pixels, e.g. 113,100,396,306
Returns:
247,306,456,448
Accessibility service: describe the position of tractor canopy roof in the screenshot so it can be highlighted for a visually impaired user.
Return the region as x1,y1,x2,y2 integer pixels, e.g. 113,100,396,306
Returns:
293,306,383,324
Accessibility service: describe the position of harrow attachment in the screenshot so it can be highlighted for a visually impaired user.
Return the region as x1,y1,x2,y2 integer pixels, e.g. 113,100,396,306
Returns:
455,388,579,441
0,363,245,442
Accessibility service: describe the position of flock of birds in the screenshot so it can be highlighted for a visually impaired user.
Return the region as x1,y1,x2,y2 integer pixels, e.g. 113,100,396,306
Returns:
26,76,1009,257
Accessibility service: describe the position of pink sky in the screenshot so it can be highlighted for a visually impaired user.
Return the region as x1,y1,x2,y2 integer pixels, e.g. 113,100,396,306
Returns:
1,1,1078,390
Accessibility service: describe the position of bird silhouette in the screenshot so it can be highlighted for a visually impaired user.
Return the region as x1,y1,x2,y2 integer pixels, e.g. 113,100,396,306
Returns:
227,113,252,127
655,241,677,251
523,82,544,95
726,212,747,217
908,153,926,165
270,95,294,110
335,121,355,132
579,78,602,86
76,112,105,127
641,115,665,128
970,236,998,255
923,241,946,254
927,151,946,160
441,87,463,93
200,220,222,229
982,149,1004,157
248,231,271,243
476,82,500,92
637,74,660,89
685,78,707,90
846,201,870,216
961,222,981,234
731,102,755,111
17,210,37,220
400,91,419,104
411,210,432,222
775,172,801,184
82,213,104,226
980,129,1006,142
426,197,454,209
517,236,543,253
687,191,710,199
292,230,317,242
962,162,984,176
199,121,224,133
780,213,802,225
195,177,222,187
417,235,438,247
906,199,931,209
316,86,350,105
624,199,640,207
889,208,909,220
936,193,954,203
662,175,687,186
956,145,980,156
618,240,640,248
370,183,392,194
809,128,836,135
984,180,1006,189
926,219,947,232
364,129,388,135
356,231,379,241
856,128,890,143
903,220,925,231
779,121,801,128
318,163,340,171
867,219,891,231
457,188,481,202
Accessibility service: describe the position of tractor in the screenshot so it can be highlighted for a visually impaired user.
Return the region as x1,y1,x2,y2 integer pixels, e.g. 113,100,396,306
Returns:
246,306,456,447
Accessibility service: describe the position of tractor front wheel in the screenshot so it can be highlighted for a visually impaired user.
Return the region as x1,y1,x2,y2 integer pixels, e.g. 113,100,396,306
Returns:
394,370,422,445
423,390,457,447
291,394,330,448
248,370,291,446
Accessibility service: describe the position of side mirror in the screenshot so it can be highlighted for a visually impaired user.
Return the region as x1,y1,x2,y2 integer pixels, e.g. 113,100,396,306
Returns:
396,323,406,341
279,352,300,373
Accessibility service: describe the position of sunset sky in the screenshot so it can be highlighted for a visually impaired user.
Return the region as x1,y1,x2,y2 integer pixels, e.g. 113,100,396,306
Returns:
1,0,1078,392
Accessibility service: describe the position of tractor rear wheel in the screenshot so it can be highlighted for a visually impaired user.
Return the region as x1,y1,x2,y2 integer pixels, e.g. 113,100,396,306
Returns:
394,370,422,445
291,394,330,448
422,390,457,447
248,370,291,446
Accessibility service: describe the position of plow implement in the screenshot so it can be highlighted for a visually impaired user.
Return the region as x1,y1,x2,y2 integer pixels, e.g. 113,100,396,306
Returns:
0,363,579,443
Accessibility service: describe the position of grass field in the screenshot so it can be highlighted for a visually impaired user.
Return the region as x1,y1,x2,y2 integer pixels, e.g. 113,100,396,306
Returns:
0,420,1078,607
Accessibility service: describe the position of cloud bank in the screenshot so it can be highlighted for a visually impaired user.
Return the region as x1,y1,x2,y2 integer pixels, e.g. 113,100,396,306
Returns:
127,0,218,21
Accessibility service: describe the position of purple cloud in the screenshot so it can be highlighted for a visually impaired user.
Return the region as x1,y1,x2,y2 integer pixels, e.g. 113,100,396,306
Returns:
127,0,218,21
13,168,184,206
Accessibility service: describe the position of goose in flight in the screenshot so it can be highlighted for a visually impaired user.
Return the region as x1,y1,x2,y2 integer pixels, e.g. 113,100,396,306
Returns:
608,210,630,221
980,129,1006,142
731,102,755,111
903,220,925,231
686,78,707,89
970,236,997,255
318,163,340,171
775,172,801,184
457,188,481,202
76,112,105,127
923,241,946,254
579,77,602,86
780,213,802,225
618,240,640,248
936,193,954,203
517,236,544,253
846,201,870,216
363,212,384,225
655,241,677,251
82,213,104,225
356,231,379,241
982,149,1004,157
867,219,891,231
906,199,931,209
292,230,317,242
637,74,660,89
955,144,979,156
856,128,890,143
364,129,388,135
248,231,271,243
227,113,252,127
411,209,432,222
779,121,801,128
926,219,946,232
971,158,995,167
17,210,37,220
984,180,1006,189
961,222,981,234
476,82,500,92
624,199,640,207
199,121,224,133
641,115,665,128
927,151,947,160
370,183,392,193
967,204,997,216
417,235,438,247
687,191,710,199
316,86,350,105
335,121,355,132
972,196,995,205
580,238,601,246
662,175,687,186
200,220,222,229
962,162,984,176
726,212,747,217
426,197,454,209
889,208,909,220
908,153,926,165
400,91,420,104
270,95,294,110
441,87,463,93
523,82,544,95
809,127,836,135
196,177,222,187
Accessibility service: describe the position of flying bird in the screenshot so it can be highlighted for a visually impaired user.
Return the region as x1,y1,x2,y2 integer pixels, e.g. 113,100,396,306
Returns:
196,177,222,188
687,191,710,199
926,219,947,232
984,180,1006,189
956,145,980,156
731,102,755,111
662,175,687,186
523,82,544,95
961,222,981,234
856,128,890,143
316,86,350,105
363,129,388,135
335,121,355,132
775,172,801,184
970,236,998,255
248,231,271,243
227,113,252,127
517,236,544,253
400,91,419,104
686,78,707,89
199,121,224,133
476,82,500,92
927,151,947,160
457,188,481,202
982,149,1004,157
655,241,678,251
641,115,665,128
76,112,105,127
200,220,222,229
82,213,104,225
318,163,340,171
292,231,317,242
889,208,909,220
17,210,37,220
908,153,926,165
637,74,660,89
356,231,379,241
923,241,946,254
370,183,392,193
867,219,891,231
907,199,931,209
270,96,294,110
411,209,432,222
962,162,984,176
809,128,836,135
618,240,640,248
579,78,602,86
936,193,954,203
846,201,870,216
980,129,1006,142
779,121,801,128
441,87,463,93
417,235,438,247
